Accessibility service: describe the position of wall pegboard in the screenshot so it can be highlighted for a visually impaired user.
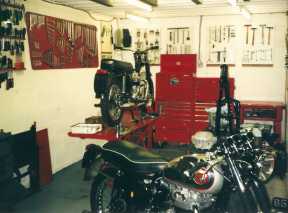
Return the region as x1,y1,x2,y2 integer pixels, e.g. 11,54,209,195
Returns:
25,12,98,69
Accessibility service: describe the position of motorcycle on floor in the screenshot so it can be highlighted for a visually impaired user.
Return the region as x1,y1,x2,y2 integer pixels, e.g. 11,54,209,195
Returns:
88,131,271,213
94,46,158,126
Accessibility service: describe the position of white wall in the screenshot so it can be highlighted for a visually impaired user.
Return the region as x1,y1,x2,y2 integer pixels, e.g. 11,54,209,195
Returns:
0,0,109,173
117,13,287,102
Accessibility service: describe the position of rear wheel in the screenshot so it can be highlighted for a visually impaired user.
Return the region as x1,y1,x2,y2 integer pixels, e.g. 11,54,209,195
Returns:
90,175,127,213
101,82,123,126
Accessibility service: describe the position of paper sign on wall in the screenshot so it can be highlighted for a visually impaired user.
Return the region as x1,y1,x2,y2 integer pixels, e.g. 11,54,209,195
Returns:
207,25,236,65
242,24,273,66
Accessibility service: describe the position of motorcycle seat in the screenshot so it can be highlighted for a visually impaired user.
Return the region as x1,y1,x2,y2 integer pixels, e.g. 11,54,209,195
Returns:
102,140,168,174
101,59,133,74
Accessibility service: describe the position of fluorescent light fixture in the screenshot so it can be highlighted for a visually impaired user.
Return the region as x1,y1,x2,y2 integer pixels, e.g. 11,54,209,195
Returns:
127,0,153,12
240,7,251,20
127,14,149,23
191,0,202,5
227,0,237,7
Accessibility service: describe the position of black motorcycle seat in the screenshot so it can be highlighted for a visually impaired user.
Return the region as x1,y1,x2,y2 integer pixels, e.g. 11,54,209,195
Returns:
101,59,133,74
102,140,167,174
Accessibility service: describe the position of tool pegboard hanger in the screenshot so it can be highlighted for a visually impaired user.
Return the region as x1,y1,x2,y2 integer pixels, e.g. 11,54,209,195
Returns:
100,22,113,59
114,27,161,65
135,28,160,65
0,0,26,90
166,27,192,55
25,12,98,69
242,24,273,66
206,25,236,66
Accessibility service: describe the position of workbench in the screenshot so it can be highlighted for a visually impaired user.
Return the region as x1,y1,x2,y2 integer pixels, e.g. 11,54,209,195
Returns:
240,101,285,143
68,110,158,149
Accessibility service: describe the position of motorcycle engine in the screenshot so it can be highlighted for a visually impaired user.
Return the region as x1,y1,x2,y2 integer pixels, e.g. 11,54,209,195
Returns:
163,155,223,211
168,180,216,211
130,69,149,101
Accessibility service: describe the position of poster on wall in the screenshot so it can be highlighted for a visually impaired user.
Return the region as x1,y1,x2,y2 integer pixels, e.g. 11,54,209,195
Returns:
166,27,192,55
242,24,273,66
100,22,113,59
206,25,236,65
25,12,98,69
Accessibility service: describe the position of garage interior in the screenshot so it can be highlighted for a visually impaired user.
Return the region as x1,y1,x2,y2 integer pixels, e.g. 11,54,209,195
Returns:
0,0,288,212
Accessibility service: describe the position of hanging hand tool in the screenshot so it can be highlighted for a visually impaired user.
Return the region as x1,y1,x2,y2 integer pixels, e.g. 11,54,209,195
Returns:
219,25,222,43
251,27,257,46
266,26,273,45
259,24,266,45
227,25,233,43
244,24,251,45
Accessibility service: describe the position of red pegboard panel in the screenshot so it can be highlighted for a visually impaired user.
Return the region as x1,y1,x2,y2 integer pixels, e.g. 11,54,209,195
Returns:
26,12,98,69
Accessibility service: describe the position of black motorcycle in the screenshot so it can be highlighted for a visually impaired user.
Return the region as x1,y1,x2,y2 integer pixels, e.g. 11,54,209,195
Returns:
94,46,158,126
88,131,271,213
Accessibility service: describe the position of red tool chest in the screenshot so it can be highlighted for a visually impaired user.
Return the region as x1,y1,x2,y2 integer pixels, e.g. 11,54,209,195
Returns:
156,54,197,144
155,54,235,144
160,54,197,74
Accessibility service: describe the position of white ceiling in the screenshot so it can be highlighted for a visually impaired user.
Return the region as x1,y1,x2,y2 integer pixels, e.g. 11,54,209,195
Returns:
48,0,288,18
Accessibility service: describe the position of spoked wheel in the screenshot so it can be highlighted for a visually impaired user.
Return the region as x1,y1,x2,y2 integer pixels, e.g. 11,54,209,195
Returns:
101,82,123,126
139,77,155,115
91,175,127,213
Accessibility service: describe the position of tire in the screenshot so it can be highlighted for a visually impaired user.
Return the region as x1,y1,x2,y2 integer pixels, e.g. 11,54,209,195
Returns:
250,179,271,213
90,174,127,213
101,81,123,126
226,190,258,213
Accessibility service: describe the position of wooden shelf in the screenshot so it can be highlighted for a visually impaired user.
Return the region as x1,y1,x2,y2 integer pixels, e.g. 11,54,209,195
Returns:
242,64,273,67
206,64,235,67
1,2,25,10
0,68,26,74
0,36,26,40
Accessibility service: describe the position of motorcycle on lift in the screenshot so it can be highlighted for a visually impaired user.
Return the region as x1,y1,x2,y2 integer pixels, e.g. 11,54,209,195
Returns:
94,46,158,126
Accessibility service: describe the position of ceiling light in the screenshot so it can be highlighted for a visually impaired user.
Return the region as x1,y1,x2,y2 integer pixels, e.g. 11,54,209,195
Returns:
191,0,202,5
227,0,237,7
127,14,149,23
89,0,113,7
126,0,153,12
240,7,251,20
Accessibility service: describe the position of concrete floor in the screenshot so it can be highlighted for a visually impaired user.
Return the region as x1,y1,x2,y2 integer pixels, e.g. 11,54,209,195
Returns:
2,160,288,213
6,162,91,213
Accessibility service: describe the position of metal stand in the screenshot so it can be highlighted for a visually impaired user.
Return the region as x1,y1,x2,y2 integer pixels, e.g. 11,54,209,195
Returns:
215,64,240,136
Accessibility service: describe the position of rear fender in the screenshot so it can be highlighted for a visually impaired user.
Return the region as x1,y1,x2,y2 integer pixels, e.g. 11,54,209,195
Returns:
94,69,109,98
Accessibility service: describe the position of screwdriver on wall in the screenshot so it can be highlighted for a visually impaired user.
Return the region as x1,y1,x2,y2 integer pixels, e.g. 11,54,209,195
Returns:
251,27,257,46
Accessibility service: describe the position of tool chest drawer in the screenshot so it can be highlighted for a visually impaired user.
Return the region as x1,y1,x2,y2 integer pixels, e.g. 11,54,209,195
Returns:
157,101,194,118
195,78,235,102
156,73,195,102
160,54,197,74
155,117,194,144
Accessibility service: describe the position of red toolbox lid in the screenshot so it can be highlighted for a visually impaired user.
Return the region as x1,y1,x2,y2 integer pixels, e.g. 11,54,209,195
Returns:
160,54,197,74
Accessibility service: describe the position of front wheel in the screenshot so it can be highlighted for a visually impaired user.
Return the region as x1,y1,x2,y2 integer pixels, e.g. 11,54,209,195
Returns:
90,175,128,213
100,82,123,126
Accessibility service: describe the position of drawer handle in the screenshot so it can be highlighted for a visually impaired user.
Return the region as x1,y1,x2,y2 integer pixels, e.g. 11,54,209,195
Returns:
170,77,180,86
